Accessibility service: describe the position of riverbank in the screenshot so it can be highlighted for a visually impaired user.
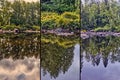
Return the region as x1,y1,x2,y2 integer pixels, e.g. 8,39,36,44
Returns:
81,32,120,39
2,30,120,39
0,30,40,34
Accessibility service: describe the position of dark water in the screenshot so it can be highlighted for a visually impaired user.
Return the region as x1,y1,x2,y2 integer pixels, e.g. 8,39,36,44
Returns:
41,34,80,80
0,33,40,80
81,36,120,80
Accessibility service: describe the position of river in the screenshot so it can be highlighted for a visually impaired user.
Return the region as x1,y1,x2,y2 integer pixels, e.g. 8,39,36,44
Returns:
81,36,120,80
0,33,40,80
41,34,80,80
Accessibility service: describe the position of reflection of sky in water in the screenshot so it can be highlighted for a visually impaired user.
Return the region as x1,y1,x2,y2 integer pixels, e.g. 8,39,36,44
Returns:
41,44,80,80
0,57,40,80
81,52,120,80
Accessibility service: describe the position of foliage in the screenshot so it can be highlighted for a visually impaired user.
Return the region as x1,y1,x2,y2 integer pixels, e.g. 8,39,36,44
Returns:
0,0,40,31
41,0,80,31
41,12,58,29
81,0,120,31
94,25,111,32
32,26,40,30
41,0,80,13
41,3,75,13
41,12,80,30
1,25,21,30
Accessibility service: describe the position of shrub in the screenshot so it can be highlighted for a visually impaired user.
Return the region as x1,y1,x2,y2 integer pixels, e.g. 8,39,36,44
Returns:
55,16,70,28
1,25,21,30
22,24,33,30
61,12,79,20
60,12,79,30
94,25,111,32
41,12,80,30
41,12,59,29
32,26,40,30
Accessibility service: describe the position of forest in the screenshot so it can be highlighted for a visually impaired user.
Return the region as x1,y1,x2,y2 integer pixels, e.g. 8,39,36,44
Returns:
0,0,40,31
41,0,80,32
2,0,120,32
81,0,120,32
0,0,80,32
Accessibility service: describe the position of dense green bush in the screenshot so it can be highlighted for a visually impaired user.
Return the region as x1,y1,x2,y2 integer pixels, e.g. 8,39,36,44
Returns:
61,12,79,20
41,12,59,29
61,12,80,29
1,25,21,30
41,12,80,30
94,25,111,32
32,26,40,30
55,17,69,28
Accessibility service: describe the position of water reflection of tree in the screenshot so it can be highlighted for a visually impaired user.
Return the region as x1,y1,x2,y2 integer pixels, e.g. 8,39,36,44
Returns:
0,33,40,60
81,36,120,68
41,42,74,79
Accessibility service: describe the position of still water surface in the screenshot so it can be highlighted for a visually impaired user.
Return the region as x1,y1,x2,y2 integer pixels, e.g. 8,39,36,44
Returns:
41,34,80,80
81,36,120,80
0,33,40,80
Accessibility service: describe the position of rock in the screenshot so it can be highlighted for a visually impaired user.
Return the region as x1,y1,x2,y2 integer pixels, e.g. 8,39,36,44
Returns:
55,28,62,33
81,33,89,39
113,33,120,36
14,29,19,33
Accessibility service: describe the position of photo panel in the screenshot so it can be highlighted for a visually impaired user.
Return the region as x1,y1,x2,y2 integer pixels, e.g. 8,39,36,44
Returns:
81,0,120,80
0,0,40,80
41,0,80,80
